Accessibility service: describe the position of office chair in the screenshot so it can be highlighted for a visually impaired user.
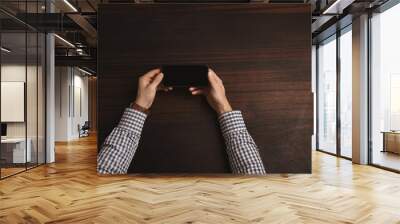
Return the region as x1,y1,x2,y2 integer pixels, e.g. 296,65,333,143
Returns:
79,121,90,138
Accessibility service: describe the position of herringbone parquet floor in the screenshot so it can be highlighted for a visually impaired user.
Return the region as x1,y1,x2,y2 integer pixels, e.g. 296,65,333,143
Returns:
1,134,400,224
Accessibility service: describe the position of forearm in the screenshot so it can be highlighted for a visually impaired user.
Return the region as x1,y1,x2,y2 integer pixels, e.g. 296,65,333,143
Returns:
97,108,146,174
219,111,266,175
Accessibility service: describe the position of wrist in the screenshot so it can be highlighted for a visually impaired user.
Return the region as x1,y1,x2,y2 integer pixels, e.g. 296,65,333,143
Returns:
135,98,151,110
129,101,150,114
216,103,233,116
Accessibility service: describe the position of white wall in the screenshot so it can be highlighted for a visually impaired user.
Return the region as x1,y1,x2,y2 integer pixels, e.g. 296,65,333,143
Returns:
1,65,26,138
1,82,25,122
55,67,89,141
55,66,70,141
1,64,41,137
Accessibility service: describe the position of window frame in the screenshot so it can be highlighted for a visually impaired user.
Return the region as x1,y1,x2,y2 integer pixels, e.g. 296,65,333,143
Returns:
316,24,353,160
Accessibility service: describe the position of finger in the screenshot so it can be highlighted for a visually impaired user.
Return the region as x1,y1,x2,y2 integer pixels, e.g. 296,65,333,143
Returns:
142,68,161,79
158,85,173,92
208,69,218,81
208,68,216,76
149,72,164,88
209,68,223,83
191,89,205,95
158,86,169,92
189,86,200,91
208,72,219,88
162,86,173,91
161,87,173,92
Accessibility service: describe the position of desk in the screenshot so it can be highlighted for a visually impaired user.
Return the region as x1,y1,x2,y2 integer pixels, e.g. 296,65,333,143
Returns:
1,138,31,163
382,131,400,154
98,4,312,173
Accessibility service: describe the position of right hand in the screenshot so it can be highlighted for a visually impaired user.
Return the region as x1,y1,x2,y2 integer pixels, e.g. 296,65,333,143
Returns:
189,69,233,116
135,69,172,110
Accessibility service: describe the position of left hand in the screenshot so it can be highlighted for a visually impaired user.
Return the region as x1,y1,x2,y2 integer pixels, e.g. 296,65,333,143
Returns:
135,69,172,109
189,69,232,115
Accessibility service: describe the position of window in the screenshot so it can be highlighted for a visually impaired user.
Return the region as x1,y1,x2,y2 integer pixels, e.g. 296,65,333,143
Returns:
390,74,400,130
339,28,352,158
370,3,400,171
316,26,353,159
317,36,337,154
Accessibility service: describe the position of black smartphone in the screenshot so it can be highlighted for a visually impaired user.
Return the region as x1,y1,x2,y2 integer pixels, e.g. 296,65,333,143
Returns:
162,65,209,87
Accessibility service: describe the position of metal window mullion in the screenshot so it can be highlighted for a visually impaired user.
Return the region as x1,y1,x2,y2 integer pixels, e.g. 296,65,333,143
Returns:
25,0,28,171
367,11,373,165
337,30,341,157
316,44,320,150
36,0,39,168
44,0,48,164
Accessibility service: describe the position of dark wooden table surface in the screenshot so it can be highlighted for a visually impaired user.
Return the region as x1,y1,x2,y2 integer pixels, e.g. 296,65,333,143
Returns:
98,3,312,173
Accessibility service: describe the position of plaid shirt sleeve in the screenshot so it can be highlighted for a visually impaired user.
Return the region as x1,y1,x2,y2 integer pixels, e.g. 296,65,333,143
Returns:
97,108,146,174
219,111,266,175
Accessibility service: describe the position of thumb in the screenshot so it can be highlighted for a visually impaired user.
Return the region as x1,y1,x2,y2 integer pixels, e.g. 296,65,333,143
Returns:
208,71,219,89
150,73,164,89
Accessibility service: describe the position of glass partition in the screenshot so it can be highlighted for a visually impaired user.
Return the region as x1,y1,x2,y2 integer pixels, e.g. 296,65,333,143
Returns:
0,1,46,179
1,27,28,178
317,35,337,154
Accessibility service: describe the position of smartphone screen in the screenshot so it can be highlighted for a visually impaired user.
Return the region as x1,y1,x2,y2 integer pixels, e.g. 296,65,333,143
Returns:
162,65,209,87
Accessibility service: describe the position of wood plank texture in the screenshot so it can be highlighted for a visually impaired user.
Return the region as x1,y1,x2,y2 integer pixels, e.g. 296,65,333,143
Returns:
1,135,400,223
98,4,312,173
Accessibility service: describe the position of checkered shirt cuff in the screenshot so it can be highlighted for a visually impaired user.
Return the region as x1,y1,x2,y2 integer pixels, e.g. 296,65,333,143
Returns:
218,111,247,136
118,108,147,134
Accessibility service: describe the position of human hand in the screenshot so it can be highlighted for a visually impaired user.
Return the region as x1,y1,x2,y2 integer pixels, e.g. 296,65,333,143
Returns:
189,69,232,115
135,68,172,109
